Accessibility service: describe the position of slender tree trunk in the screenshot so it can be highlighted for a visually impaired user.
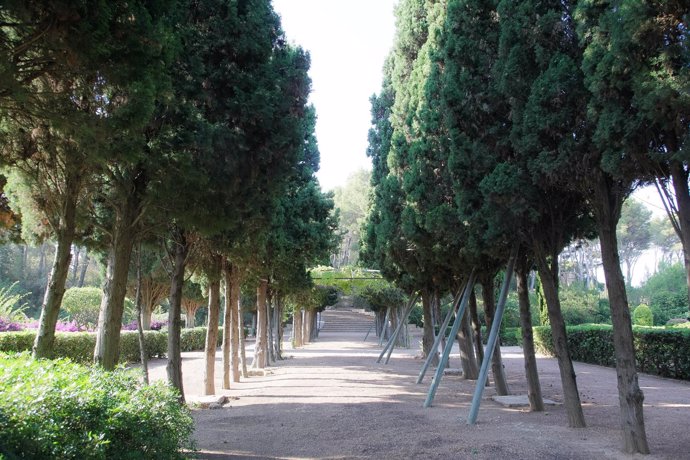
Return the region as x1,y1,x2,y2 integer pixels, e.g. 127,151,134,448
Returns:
421,289,438,366
273,294,284,359
228,263,241,383
38,243,46,281
238,298,248,378
293,308,303,347
32,197,76,359
516,255,543,412
252,279,268,368
142,303,152,330
303,309,312,345
375,309,386,337
267,291,275,363
457,305,479,379
135,245,149,385
94,199,139,369
185,307,196,328
670,162,690,314
594,175,649,454
480,274,509,396
469,289,484,364
166,227,189,403
78,252,89,287
71,246,80,285
311,310,318,341
203,255,221,395
535,250,585,427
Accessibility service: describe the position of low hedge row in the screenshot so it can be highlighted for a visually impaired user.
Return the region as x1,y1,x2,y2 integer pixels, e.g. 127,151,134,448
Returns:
0,327,219,364
533,324,690,381
0,353,194,459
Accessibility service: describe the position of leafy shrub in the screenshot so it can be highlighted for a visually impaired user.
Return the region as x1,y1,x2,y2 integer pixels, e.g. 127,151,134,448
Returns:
0,282,29,322
62,287,103,330
0,353,194,459
23,319,81,332
534,324,690,380
633,304,653,326
637,263,688,325
180,327,221,352
120,331,167,362
0,318,22,332
559,287,602,325
0,331,167,363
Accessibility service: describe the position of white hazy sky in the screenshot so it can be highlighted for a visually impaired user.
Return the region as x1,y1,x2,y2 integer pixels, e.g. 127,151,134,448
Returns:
272,0,398,191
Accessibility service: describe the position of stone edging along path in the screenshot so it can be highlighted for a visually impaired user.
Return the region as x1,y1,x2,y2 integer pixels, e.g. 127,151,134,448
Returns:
147,330,690,459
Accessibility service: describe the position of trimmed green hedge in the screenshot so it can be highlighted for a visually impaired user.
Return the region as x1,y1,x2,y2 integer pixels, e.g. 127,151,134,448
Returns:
180,326,221,351
0,353,194,459
477,326,521,346
533,324,690,380
0,327,216,363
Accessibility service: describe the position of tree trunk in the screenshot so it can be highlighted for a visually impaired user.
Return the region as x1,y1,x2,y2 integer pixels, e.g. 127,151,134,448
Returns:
480,274,509,396
203,255,221,395
293,308,303,347
71,245,80,285
252,279,268,368
670,162,690,315
142,303,152,330
185,307,196,328
516,255,543,412
594,175,649,454
303,309,312,345
375,309,386,337
78,252,89,287
535,250,585,427
32,200,76,359
457,305,479,380
421,289,438,366
166,227,189,403
273,294,284,359
38,242,47,281
238,298,248,378
94,199,139,369
469,289,484,364
267,291,275,363
311,310,318,341
229,263,241,383
135,246,149,385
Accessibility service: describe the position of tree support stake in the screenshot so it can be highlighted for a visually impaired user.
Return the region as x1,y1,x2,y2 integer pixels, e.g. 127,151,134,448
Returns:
467,247,518,424
376,294,419,363
417,285,466,384
423,270,476,408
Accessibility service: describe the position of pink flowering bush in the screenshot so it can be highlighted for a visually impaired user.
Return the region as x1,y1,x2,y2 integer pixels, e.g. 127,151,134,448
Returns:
122,319,167,331
23,320,82,332
0,318,23,332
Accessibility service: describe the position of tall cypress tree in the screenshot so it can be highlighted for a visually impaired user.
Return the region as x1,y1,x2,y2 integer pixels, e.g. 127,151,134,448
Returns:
489,0,591,426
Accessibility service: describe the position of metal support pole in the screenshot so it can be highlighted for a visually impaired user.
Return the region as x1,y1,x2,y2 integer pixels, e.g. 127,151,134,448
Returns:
423,271,476,408
467,248,518,424
378,307,391,346
417,285,466,384
377,294,419,363
384,293,420,364
363,321,375,342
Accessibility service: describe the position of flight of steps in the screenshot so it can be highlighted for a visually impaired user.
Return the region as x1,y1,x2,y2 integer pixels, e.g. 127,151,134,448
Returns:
319,308,375,334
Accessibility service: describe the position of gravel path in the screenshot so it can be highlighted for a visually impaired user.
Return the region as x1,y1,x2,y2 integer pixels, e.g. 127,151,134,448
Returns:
147,329,690,459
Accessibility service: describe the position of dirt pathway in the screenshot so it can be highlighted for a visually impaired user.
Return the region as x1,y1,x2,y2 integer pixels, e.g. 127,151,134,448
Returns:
148,330,690,459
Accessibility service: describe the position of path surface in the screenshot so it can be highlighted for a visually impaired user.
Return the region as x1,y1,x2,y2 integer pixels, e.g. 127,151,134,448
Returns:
148,328,690,460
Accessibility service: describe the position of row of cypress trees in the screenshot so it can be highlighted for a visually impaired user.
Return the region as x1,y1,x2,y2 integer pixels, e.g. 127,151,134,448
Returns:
0,0,338,399
362,0,688,454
